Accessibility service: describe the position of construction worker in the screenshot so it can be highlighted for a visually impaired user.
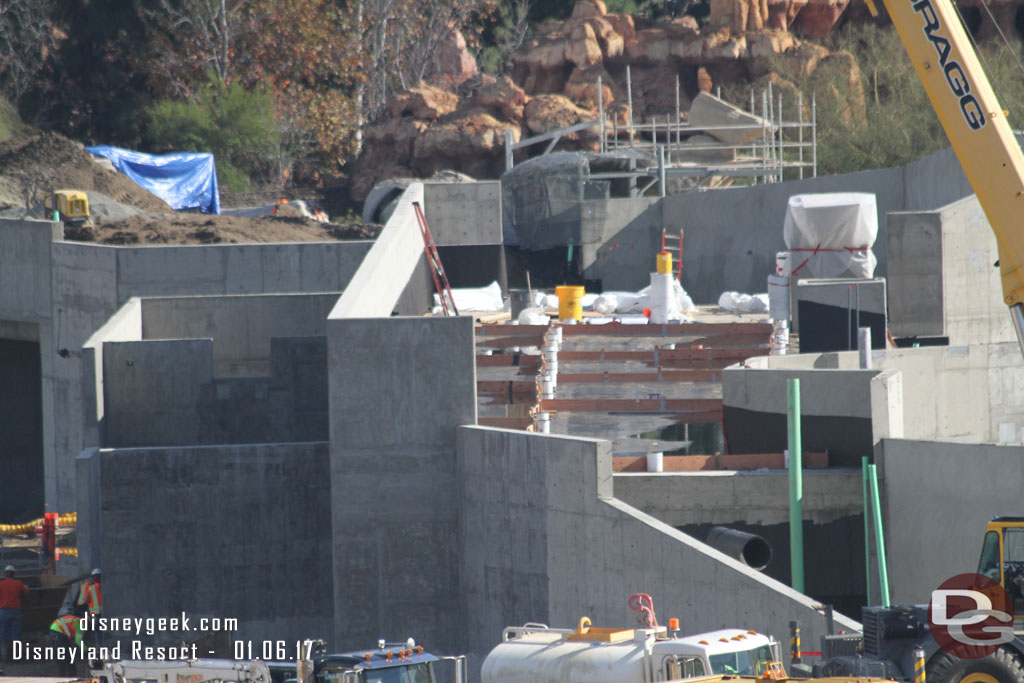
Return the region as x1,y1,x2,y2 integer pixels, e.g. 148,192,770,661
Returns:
0,565,29,663
49,606,85,676
77,568,102,616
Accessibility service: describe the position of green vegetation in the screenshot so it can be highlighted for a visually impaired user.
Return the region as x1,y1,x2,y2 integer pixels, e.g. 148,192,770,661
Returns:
780,22,1024,176
146,82,279,192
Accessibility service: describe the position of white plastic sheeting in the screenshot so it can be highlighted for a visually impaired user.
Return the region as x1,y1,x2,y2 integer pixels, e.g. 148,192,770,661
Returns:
433,280,504,313
718,291,769,313
783,193,878,279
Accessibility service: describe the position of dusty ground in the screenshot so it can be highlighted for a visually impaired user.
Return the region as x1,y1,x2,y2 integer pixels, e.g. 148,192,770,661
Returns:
0,132,380,246
65,213,381,246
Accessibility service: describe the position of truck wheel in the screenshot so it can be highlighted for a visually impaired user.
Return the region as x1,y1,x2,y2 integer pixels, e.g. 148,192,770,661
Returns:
927,649,1024,683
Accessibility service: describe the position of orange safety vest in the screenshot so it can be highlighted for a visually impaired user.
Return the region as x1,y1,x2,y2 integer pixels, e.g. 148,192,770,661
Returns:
50,614,79,641
77,580,102,614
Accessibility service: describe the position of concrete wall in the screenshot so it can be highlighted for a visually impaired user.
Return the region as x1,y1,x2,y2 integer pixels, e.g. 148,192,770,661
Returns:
332,184,430,318
327,315,476,652
613,470,867,616
457,426,860,672
141,293,337,376
877,438,1024,604
887,195,1013,345
0,220,64,518
729,343,1024,449
113,242,371,300
0,216,372,514
89,295,333,448
425,181,502,246
584,168,903,301
582,143,987,302
103,339,214,447
75,442,333,646
721,361,902,466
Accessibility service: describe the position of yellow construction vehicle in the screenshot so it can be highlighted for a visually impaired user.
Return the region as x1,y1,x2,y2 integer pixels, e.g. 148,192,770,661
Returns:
44,189,90,225
860,0,1024,354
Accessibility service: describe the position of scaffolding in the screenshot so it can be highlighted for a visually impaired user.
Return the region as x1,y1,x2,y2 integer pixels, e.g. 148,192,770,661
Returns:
504,67,817,195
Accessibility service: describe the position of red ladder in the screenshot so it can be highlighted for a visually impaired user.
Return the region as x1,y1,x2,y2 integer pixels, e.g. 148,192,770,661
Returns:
661,228,684,282
412,202,458,316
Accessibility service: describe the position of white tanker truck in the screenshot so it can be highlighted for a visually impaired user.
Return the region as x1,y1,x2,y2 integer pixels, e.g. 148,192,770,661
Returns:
481,617,785,683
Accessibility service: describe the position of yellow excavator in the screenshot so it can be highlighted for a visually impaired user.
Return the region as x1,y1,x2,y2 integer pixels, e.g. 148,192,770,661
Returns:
861,0,1024,356
44,189,90,225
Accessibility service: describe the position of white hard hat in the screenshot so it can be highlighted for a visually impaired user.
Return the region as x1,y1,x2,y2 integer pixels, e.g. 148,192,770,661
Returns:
3,565,14,572
91,568,101,576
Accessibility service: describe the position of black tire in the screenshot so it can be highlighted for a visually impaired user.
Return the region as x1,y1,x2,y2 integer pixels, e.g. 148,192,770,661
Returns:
927,649,1024,683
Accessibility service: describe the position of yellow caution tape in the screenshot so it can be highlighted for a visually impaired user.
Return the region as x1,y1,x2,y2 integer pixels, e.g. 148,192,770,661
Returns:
0,512,77,536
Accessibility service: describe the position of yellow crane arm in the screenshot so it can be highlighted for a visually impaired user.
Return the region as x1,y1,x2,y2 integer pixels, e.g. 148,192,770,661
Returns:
867,0,1024,350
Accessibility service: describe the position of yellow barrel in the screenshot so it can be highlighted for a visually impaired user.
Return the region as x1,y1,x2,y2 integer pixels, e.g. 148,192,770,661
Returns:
656,251,673,275
555,285,586,321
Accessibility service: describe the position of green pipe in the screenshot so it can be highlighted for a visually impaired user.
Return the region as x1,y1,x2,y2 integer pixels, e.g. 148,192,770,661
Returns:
862,456,871,606
567,244,574,262
787,378,804,593
868,464,891,607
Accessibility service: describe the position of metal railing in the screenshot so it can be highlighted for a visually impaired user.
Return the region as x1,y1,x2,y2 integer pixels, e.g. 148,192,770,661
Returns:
503,68,817,194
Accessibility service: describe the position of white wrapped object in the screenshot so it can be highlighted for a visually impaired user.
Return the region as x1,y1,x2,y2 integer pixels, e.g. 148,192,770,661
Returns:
592,294,617,314
433,280,504,313
767,274,790,322
672,279,697,315
649,273,677,324
542,294,560,311
718,291,769,313
518,307,550,325
783,193,878,278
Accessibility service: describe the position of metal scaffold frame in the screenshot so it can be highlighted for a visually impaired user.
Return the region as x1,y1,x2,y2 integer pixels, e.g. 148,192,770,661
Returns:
504,67,817,194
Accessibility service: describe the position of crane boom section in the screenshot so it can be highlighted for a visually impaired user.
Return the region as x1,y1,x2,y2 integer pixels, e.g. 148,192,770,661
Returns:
880,0,1024,311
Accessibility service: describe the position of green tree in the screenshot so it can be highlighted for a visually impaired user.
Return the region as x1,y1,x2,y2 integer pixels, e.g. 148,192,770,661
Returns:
146,81,278,191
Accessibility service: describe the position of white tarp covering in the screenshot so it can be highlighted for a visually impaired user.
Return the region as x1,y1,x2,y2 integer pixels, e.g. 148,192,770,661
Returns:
783,193,878,279
433,280,504,313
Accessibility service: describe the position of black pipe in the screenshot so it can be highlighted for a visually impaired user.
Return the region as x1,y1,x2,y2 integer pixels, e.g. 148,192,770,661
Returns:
706,526,773,571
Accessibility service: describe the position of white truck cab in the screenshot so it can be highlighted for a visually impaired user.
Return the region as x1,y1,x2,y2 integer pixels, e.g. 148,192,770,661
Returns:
482,621,784,683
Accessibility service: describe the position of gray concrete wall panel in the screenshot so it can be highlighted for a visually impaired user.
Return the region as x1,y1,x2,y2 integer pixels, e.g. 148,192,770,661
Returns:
0,219,61,321
888,196,1012,344
878,438,1024,604
328,316,476,653
83,442,333,646
887,212,944,337
424,181,502,246
140,294,336,376
457,426,860,673
103,339,214,447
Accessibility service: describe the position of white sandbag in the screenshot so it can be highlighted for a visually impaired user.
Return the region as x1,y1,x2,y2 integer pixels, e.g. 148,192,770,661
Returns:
592,294,618,314
542,294,560,311
518,307,550,325
718,291,769,313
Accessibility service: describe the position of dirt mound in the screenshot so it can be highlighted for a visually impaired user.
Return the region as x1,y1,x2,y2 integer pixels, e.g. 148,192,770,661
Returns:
0,132,170,211
71,211,374,246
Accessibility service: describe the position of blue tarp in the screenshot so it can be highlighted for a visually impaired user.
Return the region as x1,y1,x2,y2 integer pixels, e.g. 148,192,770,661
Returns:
86,146,220,215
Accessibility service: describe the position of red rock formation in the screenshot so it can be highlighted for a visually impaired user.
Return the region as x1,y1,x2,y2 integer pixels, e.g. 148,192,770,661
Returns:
793,0,850,37
386,82,459,120
474,76,530,121
425,28,480,92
